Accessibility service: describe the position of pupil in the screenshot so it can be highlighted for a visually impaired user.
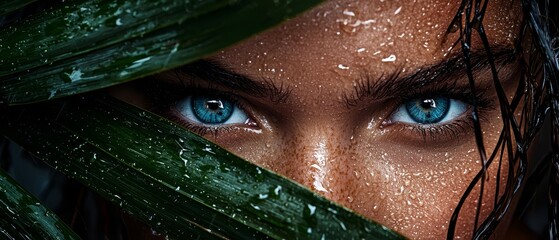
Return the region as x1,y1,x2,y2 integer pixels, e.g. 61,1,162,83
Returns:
404,97,450,124
206,100,224,112
190,96,234,125
420,99,436,110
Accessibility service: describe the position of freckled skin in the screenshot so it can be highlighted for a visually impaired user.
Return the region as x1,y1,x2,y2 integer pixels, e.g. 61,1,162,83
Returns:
111,0,524,238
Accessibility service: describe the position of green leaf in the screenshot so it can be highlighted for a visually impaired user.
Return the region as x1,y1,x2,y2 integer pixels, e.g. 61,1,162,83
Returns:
0,0,323,105
0,96,405,239
0,0,37,16
0,168,80,239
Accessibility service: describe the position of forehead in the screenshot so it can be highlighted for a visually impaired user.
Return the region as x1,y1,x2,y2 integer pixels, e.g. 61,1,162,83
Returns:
213,0,520,94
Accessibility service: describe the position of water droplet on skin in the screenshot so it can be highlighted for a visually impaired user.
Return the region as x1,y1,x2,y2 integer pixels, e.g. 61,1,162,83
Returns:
337,64,349,70
341,9,354,16
336,8,377,34
394,6,403,15
381,54,397,62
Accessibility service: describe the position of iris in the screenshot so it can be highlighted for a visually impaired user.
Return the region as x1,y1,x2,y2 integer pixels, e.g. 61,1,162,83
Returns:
175,94,250,127
191,96,234,124
404,97,450,124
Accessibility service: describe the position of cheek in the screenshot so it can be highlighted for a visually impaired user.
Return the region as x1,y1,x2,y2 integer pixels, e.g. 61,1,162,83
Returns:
350,141,476,238
214,133,510,239
349,133,509,239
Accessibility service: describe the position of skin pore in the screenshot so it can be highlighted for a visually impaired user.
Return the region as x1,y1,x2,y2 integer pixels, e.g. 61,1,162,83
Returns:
109,0,524,238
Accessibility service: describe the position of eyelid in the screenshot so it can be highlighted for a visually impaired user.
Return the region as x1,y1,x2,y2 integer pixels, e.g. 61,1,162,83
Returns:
389,98,469,125
143,80,261,135
165,60,292,104
345,50,515,108
380,87,493,142
384,118,476,143
397,84,490,108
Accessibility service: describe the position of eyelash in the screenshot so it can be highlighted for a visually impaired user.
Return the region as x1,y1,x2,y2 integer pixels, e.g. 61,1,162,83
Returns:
384,87,492,141
144,81,255,136
144,79,493,141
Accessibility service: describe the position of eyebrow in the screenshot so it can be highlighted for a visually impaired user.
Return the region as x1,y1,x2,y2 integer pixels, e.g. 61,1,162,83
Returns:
176,60,291,103
344,46,517,107
175,46,516,106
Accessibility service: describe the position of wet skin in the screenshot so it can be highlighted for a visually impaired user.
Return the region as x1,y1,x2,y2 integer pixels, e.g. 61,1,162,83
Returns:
110,0,524,238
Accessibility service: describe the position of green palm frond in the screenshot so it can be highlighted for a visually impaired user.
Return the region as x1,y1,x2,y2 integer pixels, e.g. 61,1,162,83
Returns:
0,168,79,239
0,0,37,15
0,0,323,105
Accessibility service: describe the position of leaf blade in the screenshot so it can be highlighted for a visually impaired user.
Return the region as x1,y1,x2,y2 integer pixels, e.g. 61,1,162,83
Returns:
0,0,323,105
0,0,38,16
0,168,80,240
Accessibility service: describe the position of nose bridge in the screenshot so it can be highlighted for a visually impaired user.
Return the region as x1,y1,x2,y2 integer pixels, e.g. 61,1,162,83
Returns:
308,134,330,193
275,124,354,203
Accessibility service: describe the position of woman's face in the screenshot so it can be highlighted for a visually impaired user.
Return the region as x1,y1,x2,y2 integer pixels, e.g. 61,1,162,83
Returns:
111,0,523,238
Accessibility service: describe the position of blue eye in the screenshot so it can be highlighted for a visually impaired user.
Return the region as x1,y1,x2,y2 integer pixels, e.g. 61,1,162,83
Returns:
390,97,468,124
176,95,250,126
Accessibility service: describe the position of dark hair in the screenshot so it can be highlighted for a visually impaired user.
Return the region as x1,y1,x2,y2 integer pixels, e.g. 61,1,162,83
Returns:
447,0,558,239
